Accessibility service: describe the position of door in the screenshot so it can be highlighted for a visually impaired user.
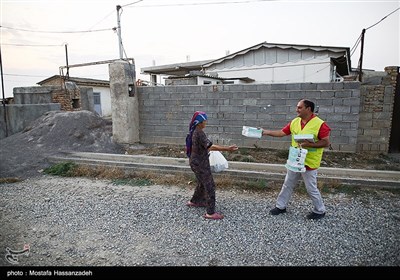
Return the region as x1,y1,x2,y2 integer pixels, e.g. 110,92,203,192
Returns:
93,92,102,116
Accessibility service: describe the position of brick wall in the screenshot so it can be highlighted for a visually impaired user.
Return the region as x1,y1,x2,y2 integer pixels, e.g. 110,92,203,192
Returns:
39,78,81,111
357,66,397,152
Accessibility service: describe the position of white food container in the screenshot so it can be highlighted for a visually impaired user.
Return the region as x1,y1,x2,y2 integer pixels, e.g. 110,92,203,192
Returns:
242,126,262,138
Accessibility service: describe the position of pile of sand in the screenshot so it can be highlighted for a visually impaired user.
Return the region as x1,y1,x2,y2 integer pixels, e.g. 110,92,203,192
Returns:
0,110,124,179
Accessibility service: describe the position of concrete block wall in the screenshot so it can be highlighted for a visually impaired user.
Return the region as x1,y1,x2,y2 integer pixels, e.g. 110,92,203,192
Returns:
14,86,76,111
1,85,96,140
79,87,95,114
0,103,61,139
137,82,361,152
1,86,65,139
13,86,56,104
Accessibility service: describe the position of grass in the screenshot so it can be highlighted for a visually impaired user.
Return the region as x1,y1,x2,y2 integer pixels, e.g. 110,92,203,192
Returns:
39,162,276,191
0,177,22,184
43,162,77,176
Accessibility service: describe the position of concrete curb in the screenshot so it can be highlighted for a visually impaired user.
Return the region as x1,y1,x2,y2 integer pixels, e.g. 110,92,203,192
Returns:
48,152,400,189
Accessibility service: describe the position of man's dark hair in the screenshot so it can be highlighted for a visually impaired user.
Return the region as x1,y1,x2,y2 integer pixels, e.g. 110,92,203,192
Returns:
302,99,315,112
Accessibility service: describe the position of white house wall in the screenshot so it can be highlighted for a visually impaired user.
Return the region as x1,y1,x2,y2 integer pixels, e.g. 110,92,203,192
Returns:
272,60,331,83
210,58,332,83
92,86,112,117
205,46,342,83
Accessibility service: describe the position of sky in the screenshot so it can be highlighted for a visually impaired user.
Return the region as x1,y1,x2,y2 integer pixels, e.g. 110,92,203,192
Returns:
1,0,399,98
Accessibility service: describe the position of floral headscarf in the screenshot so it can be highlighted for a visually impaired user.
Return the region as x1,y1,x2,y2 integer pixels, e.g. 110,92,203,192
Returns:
185,111,208,157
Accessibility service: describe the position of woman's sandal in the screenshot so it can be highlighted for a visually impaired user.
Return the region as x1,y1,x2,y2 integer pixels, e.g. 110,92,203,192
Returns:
203,213,224,220
186,201,206,207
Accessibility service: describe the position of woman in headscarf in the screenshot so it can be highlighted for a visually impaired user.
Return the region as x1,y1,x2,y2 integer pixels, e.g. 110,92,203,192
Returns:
185,111,238,220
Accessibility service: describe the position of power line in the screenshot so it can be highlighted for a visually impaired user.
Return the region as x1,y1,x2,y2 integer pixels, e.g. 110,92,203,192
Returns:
349,7,399,60
1,43,64,47
86,10,116,31
366,7,400,30
125,0,276,8
121,0,143,8
350,34,362,57
3,73,49,78
0,25,113,34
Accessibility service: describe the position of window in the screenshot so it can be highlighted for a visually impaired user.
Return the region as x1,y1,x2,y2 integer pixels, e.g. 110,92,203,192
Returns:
93,92,101,105
72,98,80,109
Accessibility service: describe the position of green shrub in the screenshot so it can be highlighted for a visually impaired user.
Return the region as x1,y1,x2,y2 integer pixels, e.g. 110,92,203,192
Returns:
44,162,76,176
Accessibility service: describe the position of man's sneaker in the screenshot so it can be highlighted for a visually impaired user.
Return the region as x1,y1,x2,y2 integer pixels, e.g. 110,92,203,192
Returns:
269,207,286,215
306,212,326,220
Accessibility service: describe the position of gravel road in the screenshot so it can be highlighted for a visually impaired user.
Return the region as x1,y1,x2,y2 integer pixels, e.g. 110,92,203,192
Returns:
1,174,399,267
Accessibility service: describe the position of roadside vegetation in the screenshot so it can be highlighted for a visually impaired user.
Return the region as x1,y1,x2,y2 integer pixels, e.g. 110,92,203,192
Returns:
36,162,400,197
125,145,400,171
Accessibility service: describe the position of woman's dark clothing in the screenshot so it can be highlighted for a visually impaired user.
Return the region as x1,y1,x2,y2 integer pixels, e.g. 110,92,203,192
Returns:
189,126,216,215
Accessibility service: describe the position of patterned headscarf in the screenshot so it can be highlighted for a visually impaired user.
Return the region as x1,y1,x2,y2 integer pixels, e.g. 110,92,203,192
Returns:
185,111,208,157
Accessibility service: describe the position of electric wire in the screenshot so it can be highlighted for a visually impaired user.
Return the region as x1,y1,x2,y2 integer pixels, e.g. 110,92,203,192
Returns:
0,26,113,34
365,7,400,31
86,10,116,31
1,43,64,47
350,34,362,56
121,0,143,8
125,0,276,8
3,73,49,78
349,6,399,62
2,1,398,85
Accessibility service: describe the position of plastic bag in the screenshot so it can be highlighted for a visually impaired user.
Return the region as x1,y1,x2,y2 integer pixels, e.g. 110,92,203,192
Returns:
285,146,308,172
209,151,229,173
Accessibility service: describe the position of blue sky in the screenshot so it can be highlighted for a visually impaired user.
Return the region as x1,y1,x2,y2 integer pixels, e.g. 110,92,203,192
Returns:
1,0,399,97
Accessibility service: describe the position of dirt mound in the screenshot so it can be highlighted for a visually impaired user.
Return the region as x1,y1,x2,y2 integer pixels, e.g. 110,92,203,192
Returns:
0,110,124,179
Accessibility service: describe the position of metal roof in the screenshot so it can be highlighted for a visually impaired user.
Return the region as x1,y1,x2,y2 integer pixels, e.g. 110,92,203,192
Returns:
166,74,254,83
141,59,214,76
140,42,351,77
202,41,351,69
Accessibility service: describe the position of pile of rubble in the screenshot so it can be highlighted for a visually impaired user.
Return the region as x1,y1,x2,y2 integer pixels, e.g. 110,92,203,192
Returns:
0,110,124,179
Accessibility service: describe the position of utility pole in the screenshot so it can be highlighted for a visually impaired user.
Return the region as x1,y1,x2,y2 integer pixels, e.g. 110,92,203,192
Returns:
358,28,366,82
0,44,9,137
115,1,143,59
65,44,69,79
116,5,123,59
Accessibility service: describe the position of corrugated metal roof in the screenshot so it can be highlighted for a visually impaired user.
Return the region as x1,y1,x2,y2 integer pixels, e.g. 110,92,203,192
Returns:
203,41,351,68
140,42,351,77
